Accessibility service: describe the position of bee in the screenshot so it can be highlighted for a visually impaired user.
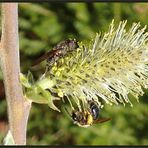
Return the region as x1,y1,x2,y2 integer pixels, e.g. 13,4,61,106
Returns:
32,39,79,67
65,100,111,128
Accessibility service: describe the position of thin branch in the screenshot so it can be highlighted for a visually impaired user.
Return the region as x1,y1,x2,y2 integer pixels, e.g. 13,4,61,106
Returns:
0,3,31,145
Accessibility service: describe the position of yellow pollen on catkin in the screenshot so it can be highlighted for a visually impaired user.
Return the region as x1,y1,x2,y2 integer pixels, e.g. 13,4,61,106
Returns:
43,20,148,108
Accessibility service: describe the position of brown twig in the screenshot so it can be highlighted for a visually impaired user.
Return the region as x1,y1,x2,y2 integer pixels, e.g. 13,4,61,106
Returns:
0,3,31,145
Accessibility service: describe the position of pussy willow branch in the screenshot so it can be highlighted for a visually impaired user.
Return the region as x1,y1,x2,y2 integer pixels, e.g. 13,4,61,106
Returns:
0,3,31,145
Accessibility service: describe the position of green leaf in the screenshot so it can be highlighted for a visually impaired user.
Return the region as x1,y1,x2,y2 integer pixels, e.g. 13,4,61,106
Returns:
37,86,61,112
26,85,61,112
20,73,32,88
27,71,35,85
25,90,49,104
3,130,15,145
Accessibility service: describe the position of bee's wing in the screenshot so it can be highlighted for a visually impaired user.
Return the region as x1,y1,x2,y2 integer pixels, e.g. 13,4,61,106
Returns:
93,118,111,124
31,49,56,67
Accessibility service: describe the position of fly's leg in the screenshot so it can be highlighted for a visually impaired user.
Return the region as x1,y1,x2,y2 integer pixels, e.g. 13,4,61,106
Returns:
39,66,48,80
40,55,60,80
39,61,52,80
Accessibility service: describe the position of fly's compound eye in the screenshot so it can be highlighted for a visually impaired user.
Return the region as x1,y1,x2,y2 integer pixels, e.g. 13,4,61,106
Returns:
67,39,79,51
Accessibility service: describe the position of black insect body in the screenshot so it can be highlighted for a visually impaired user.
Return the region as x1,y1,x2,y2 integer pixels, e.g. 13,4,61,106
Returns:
31,39,79,78
65,100,111,128
88,100,100,120
32,39,79,67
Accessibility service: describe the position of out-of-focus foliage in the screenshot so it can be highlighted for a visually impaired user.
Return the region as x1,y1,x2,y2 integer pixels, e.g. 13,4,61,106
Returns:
0,3,148,145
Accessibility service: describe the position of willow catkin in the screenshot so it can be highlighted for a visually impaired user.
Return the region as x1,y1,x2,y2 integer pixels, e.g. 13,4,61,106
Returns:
21,20,148,111
46,20,148,109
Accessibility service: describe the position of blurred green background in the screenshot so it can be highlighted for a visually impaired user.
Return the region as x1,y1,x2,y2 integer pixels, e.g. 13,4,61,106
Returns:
0,2,148,145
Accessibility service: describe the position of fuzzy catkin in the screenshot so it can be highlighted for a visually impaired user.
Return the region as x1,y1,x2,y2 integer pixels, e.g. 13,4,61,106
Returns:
45,20,148,109
21,20,147,111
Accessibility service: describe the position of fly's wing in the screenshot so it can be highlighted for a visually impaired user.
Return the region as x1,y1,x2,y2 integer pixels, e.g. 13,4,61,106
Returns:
31,49,57,67
93,118,111,124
